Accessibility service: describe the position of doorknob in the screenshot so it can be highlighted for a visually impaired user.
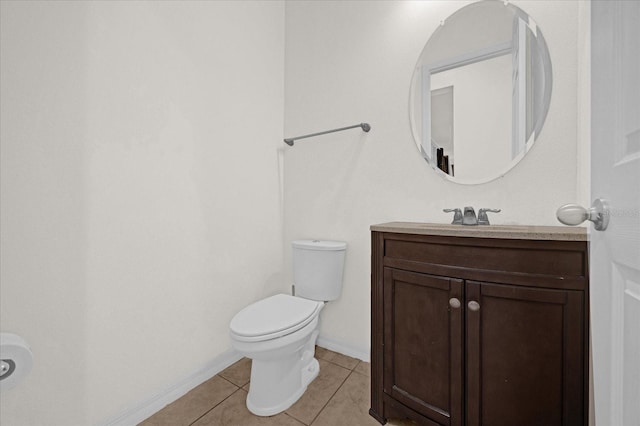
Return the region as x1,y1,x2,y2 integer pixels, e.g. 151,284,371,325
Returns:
556,198,609,231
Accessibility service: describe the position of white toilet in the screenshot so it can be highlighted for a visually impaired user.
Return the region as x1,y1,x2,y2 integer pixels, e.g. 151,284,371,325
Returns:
229,239,346,416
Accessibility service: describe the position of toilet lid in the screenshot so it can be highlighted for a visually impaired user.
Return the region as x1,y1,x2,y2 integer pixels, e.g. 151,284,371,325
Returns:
230,294,323,340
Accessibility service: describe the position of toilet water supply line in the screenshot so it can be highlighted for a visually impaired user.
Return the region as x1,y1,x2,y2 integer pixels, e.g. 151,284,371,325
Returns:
284,123,371,146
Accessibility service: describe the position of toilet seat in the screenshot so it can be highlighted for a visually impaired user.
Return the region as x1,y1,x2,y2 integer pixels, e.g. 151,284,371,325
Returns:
230,294,323,343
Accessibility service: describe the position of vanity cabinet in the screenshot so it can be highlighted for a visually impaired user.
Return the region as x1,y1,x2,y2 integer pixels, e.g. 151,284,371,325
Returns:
370,223,589,426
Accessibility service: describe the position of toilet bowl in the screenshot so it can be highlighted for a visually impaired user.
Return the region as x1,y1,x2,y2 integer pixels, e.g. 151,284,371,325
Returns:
230,294,325,416
229,239,347,416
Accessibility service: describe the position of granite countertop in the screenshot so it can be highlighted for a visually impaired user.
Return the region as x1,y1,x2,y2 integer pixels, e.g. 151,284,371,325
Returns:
370,222,587,241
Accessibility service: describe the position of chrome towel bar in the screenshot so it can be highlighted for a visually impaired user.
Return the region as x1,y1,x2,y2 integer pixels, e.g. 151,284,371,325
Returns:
284,122,371,146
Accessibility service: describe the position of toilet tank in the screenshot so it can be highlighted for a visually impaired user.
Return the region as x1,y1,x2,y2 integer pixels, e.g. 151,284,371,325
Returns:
292,240,346,302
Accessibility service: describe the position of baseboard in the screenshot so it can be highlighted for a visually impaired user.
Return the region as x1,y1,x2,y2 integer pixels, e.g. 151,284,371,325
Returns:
316,336,370,362
101,349,243,426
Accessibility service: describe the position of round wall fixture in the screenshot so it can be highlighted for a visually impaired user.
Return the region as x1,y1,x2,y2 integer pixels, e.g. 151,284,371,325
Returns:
0,333,34,391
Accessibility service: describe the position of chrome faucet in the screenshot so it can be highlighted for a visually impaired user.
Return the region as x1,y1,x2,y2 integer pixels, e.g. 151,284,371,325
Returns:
462,206,477,225
444,207,501,225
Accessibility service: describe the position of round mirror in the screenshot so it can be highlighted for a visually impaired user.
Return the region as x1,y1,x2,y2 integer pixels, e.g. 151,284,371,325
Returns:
409,0,552,184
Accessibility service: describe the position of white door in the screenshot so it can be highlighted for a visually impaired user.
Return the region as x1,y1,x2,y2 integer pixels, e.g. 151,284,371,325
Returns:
591,2,640,425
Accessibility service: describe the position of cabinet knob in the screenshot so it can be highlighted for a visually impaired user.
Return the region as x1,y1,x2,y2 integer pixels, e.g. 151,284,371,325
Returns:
468,301,480,311
449,298,461,309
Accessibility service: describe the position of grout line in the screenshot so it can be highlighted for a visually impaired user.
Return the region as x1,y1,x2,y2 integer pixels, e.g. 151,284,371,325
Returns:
350,369,368,379
322,358,353,371
316,350,360,372
283,412,307,426
307,369,354,426
188,387,245,426
217,373,245,389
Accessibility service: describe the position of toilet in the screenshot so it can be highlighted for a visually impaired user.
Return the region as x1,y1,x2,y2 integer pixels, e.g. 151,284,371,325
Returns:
229,239,347,416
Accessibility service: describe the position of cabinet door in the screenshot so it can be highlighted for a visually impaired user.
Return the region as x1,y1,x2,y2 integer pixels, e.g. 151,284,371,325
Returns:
466,281,585,426
383,268,464,426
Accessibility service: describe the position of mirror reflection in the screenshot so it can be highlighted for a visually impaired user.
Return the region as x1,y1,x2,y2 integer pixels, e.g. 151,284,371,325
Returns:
409,1,552,184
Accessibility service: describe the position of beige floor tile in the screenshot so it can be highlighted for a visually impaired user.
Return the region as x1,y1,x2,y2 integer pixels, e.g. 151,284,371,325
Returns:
310,370,380,426
314,346,330,360
139,375,238,426
285,359,351,425
315,347,359,370
219,357,252,387
354,361,370,377
193,389,304,426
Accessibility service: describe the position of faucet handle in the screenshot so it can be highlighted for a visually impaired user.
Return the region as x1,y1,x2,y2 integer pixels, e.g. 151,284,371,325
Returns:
478,208,501,225
443,208,463,225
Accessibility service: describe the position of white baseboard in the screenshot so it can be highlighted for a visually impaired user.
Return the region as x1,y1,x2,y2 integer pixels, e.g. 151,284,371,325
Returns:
101,349,243,426
316,336,370,362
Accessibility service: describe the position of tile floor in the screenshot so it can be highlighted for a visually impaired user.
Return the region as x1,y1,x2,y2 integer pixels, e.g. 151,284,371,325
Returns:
139,346,416,426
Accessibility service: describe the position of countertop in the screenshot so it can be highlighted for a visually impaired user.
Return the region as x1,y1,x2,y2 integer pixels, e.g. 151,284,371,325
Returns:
370,222,588,241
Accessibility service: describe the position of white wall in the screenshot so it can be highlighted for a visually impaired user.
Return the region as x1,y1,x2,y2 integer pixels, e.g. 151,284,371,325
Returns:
1,4,89,423
283,0,585,357
0,1,284,424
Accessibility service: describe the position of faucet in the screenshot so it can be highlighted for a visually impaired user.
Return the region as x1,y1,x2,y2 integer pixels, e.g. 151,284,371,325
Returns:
462,206,477,225
444,207,501,225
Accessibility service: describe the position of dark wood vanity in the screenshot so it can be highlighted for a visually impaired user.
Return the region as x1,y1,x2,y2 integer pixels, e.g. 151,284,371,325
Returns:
370,223,589,426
